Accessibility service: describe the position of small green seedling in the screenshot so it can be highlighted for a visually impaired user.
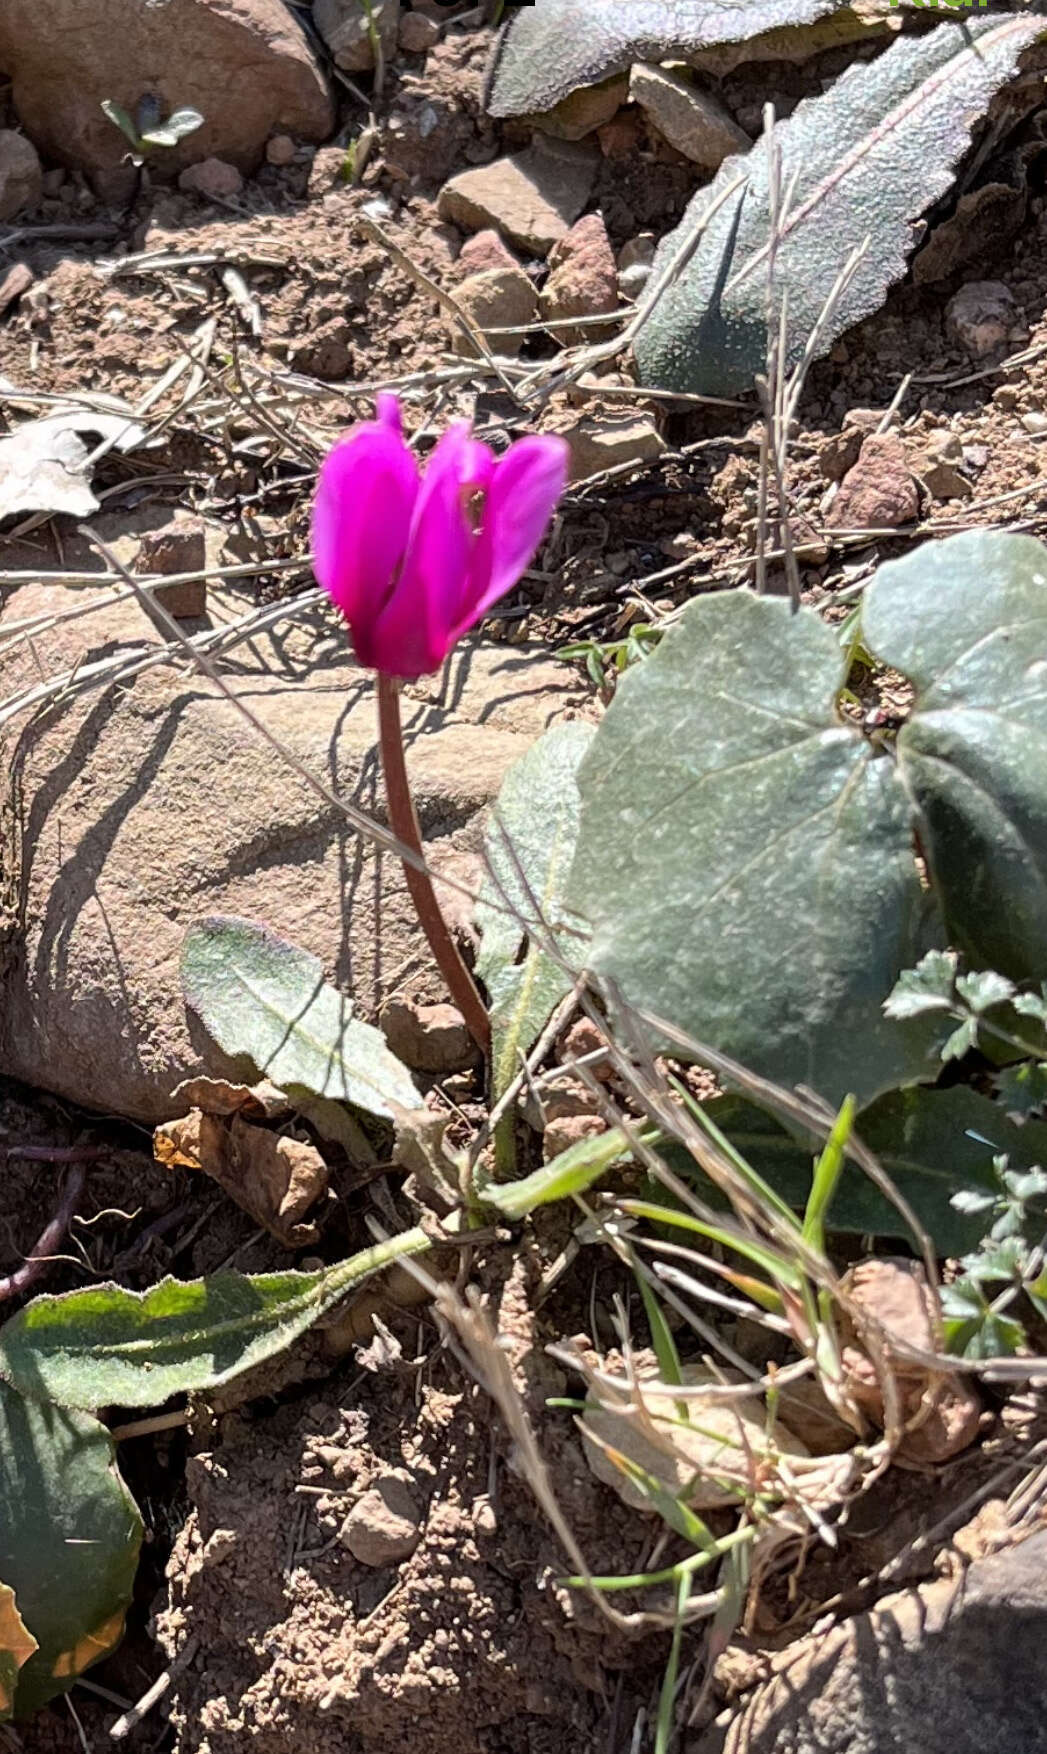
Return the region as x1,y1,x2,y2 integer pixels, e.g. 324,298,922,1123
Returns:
101,97,204,167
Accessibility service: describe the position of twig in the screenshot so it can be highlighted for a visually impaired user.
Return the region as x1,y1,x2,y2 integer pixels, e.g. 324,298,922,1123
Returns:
377,674,490,1057
108,1640,199,1742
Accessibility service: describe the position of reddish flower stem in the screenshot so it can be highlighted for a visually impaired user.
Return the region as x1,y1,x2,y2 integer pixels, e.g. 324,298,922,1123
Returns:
377,673,490,1059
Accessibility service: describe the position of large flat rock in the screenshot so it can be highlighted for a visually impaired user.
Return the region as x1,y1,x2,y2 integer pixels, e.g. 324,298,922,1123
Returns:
0,0,333,178
0,578,582,1121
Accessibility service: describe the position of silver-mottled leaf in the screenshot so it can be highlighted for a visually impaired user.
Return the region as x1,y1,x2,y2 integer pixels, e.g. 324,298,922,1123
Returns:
635,16,1046,394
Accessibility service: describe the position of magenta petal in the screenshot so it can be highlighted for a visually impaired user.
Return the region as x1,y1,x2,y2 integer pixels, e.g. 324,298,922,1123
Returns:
375,392,402,435
311,421,419,632
457,435,568,633
368,425,486,678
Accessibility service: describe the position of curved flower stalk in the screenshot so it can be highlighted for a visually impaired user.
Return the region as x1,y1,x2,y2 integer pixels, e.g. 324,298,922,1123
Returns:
313,396,568,1056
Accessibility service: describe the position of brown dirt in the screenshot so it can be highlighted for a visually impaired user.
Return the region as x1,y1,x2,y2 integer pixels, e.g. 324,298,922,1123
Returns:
6,13,1047,1754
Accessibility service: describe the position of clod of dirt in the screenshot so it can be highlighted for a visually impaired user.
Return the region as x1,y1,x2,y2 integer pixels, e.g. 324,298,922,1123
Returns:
628,64,749,170
438,137,598,256
342,1473,424,1566
0,261,33,317
839,1258,983,1465
541,212,618,344
543,1113,606,1161
580,1352,810,1513
455,228,525,278
0,130,43,222
380,999,478,1074
314,0,399,71
0,0,334,178
945,279,1024,361
826,431,919,529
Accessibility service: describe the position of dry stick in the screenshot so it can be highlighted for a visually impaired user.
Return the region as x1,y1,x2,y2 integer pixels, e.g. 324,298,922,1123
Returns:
377,674,490,1058
108,1640,199,1743
0,1165,86,1304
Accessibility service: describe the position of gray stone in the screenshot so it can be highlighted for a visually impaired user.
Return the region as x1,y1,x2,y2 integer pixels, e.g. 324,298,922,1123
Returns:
0,577,583,1123
698,1532,1047,1754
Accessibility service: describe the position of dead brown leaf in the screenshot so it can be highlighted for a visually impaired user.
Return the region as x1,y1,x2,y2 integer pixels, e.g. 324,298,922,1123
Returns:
154,1109,330,1247
170,1075,290,1119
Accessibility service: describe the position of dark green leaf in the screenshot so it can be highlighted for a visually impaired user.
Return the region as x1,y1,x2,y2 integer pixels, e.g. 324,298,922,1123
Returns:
702,1086,1047,1255
567,590,943,1107
883,950,958,1021
862,531,1047,983
956,970,1016,1014
181,916,420,1121
941,1282,1024,1360
0,1383,142,1716
0,1228,429,1411
475,722,594,1102
635,17,1045,394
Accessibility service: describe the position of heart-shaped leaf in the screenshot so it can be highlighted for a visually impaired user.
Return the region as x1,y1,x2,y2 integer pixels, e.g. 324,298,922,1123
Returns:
567,590,943,1107
703,1085,1047,1254
485,0,882,119
475,720,594,1102
0,1383,141,1716
0,1228,429,1412
181,916,421,1122
635,15,1046,394
861,531,1047,984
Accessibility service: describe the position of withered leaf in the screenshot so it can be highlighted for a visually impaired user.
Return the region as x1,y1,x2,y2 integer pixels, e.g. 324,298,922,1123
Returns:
170,1075,290,1119
154,1110,330,1248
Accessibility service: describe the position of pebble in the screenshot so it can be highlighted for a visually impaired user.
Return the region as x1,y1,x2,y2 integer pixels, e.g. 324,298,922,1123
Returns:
138,514,208,618
1021,411,1047,436
945,280,1022,360
438,137,598,257
450,265,537,357
525,75,628,142
0,129,42,221
0,261,33,317
827,431,918,530
541,211,617,343
380,997,477,1073
456,228,525,279
628,63,749,169
313,0,399,71
398,8,440,51
265,133,297,167
178,157,243,200
562,412,665,482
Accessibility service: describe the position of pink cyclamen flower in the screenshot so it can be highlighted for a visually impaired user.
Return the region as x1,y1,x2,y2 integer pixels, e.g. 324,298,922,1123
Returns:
312,394,569,681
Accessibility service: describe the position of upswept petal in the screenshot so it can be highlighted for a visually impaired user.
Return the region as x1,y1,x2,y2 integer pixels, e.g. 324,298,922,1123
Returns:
456,434,569,634
369,443,467,675
311,420,419,630
370,425,495,678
